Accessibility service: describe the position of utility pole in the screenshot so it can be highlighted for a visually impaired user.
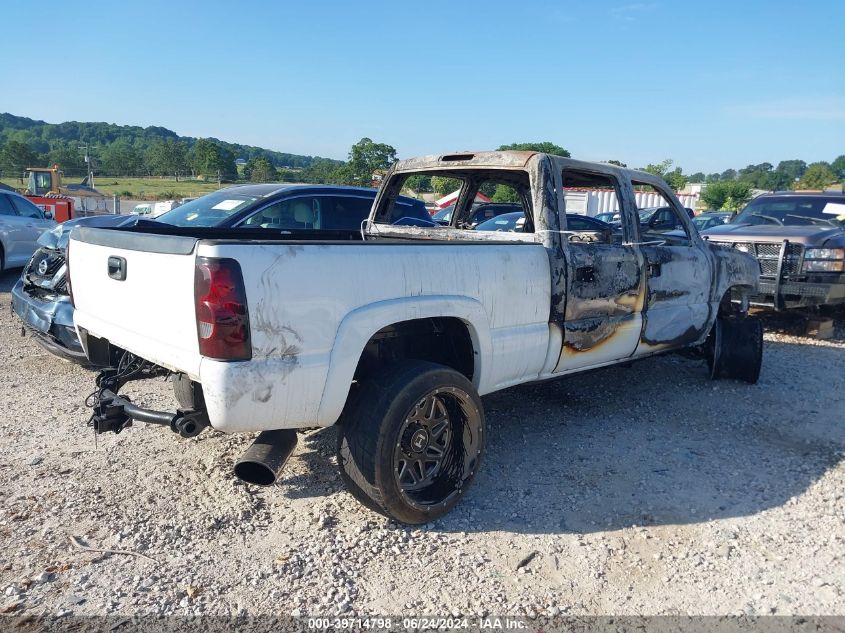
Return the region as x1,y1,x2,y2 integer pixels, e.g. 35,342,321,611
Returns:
79,144,95,188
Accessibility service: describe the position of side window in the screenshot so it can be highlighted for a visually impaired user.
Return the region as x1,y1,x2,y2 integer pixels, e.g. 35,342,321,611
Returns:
323,197,372,231
0,195,17,216
630,181,691,244
561,170,625,244
11,196,45,219
240,197,322,230
373,170,534,237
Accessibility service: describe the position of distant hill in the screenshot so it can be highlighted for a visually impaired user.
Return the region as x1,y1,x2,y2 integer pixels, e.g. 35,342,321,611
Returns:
0,112,338,172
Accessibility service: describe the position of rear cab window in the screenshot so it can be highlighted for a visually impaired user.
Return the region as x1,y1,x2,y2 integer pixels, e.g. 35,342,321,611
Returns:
373,169,537,240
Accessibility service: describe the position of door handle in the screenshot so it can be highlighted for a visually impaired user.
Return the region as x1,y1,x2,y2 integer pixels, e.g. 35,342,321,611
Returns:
648,263,662,277
575,265,596,282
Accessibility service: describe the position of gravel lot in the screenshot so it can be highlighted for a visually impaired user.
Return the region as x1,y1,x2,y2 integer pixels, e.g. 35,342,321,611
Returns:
1,267,843,619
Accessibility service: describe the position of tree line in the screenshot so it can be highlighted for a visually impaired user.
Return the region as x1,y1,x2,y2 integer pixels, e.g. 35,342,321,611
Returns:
2,111,842,212
0,112,339,181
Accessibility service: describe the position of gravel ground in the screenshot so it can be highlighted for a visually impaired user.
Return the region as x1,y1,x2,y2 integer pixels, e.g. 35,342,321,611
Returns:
0,267,843,619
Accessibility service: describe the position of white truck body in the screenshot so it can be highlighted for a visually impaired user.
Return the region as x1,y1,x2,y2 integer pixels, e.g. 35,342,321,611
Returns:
68,151,763,523
71,236,551,432
70,152,759,434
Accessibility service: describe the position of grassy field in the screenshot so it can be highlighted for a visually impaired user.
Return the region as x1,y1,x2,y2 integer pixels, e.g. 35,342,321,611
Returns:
0,176,229,200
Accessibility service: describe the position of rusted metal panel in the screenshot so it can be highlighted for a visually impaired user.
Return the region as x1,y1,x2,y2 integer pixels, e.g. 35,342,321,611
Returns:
393,151,537,173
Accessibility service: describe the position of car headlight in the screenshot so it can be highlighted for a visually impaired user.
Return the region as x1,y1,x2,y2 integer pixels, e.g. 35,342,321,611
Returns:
803,248,845,272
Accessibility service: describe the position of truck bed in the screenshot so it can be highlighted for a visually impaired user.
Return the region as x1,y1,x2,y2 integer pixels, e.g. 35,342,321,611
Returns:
69,225,552,432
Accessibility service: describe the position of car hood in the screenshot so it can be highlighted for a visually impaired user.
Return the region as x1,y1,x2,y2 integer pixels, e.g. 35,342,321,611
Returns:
37,214,142,250
702,223,845,246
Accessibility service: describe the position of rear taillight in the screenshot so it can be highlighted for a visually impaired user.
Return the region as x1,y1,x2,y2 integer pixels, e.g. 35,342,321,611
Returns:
194,257,251,360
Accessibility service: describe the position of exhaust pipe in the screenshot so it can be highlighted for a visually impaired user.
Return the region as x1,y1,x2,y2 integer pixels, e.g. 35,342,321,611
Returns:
234,430,298,486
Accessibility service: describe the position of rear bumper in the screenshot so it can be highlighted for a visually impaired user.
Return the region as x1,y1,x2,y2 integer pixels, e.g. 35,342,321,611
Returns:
77,326,329,433
10,279,89,363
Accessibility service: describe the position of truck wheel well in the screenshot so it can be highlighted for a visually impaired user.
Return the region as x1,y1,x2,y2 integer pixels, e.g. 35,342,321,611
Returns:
720,285,752,317
353,317,475,383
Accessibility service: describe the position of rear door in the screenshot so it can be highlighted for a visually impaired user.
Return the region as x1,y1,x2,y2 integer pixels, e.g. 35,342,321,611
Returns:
629,179,713,353
554,168,645,373
68,228,203,376
10,195,55,256
0,193,31,267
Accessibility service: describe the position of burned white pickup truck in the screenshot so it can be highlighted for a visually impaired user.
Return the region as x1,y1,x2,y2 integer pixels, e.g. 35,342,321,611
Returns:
68,151,762,524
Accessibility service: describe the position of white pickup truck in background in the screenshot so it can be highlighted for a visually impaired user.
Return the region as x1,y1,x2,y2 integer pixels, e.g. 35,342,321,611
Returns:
68,151,762,524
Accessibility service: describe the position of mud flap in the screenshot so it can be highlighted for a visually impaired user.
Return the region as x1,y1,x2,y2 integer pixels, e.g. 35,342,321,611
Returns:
707,316,763,384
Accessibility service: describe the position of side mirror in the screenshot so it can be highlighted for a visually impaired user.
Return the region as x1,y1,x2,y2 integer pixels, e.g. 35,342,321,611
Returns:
44,210,54,220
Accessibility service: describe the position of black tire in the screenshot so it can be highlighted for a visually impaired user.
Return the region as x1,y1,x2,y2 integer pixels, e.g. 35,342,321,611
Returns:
707,316,763,384
337,360,485,524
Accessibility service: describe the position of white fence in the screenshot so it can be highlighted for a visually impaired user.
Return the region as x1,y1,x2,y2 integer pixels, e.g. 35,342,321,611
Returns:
563,190,700,216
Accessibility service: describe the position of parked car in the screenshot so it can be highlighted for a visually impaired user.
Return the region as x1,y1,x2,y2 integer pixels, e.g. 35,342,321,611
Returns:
692,212,733,232
155,184,434,230
11,214,141,363
0,189,56,273
12,184,433,365
130,203,155,217
595,211,620,224
433,202,519,227
475,211,613,236
69,151,760,524
703,192,845,310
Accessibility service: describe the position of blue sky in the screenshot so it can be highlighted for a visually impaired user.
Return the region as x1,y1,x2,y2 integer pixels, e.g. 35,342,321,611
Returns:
1,0,843,172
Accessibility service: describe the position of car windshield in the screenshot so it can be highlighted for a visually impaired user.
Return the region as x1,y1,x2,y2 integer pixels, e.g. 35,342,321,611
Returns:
155,191,258,227
733,197,845,228
432,206,452,221
637,207,661,222
692,216,715,230
475,212,524,232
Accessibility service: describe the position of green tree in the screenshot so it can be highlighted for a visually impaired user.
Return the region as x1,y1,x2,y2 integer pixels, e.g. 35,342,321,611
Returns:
605,159,627,167
403,175,433,193
663,167,688,192
0,140,37,177
431,176,461,195
796,162,837,190
497,142,570,157
146,139,188,179
46,144,86,172
720,168,737,181
688,172,706,182
249,157,277,182
774,159,806,188
830,155,845,180
189,138,236,180
491,184,520,203
344,138,397,186
100,139,143,176
300,158,344,184
641,158,674,178
701,181,753,211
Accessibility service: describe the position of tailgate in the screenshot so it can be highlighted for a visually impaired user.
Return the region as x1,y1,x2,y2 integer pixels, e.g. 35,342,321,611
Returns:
69,227,202,377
